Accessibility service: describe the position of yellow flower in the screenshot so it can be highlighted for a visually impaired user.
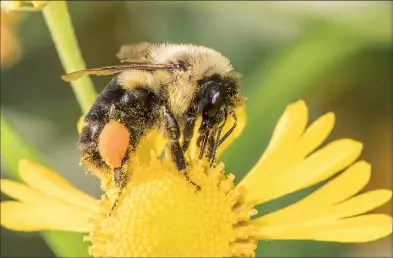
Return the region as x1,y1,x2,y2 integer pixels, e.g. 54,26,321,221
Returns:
1,1,48,11
1,100,392,257
0,9,22,68
0,1,49,68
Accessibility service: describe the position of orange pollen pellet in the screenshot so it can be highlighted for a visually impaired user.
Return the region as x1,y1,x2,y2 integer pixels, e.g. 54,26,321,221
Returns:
98,121,130,168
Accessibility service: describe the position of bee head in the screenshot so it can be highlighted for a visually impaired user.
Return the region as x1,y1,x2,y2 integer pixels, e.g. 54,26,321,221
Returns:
196,73,243,135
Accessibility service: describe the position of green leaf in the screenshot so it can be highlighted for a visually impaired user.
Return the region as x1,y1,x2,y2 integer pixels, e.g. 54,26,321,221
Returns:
1,114,90,257
43,231,90,258
1,114,46,180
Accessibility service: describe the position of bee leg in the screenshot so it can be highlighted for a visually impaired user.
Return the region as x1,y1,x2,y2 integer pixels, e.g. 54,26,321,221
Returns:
182,116,196,152
109,154,130,216
204,134,216,159
209,126,223,167
162,106,200,190
107,103,132,215
207,108,228,166
218,111,237,147
114,154,130,188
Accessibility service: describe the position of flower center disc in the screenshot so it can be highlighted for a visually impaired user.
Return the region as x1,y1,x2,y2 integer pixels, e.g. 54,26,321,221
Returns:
86,154,257,257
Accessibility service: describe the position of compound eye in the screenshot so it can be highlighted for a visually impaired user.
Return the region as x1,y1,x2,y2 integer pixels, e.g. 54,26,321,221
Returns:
204,91,224,118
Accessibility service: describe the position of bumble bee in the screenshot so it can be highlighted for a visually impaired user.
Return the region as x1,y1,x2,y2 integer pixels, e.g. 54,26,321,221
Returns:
63,42,244,192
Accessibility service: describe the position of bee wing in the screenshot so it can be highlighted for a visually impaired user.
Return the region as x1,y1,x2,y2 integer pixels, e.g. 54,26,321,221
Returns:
116,42,155,63
61,63,180,82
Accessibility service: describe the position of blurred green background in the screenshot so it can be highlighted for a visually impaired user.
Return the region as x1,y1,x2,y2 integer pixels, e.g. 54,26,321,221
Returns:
1,1,392,257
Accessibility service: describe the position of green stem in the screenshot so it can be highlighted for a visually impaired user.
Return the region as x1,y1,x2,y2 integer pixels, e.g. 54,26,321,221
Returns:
42,1,96,114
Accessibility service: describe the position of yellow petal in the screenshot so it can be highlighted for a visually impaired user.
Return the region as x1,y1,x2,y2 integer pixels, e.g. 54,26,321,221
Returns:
297,112,335,158
244,139,363,205
285,139,363,190
304,139,363,186
18,160,97,213
77,115,85,135
323,189,392,220
31,1,47,8
256,161,372,224
1,201,92,232
216,106,247,158
1,1,21,11
136,130,167,163
0,179,45,204
239,100,308,195
256,100,308,164
187,117,202,160
297,161,371,207
255,214,392,243
308,214,393,242
263,189,391,227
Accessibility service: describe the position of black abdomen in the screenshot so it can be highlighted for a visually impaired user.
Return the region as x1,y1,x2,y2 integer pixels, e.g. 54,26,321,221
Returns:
78,76,160,172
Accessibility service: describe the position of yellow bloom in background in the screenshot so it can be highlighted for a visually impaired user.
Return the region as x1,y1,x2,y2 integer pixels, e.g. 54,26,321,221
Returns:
0,1,49,68
0,10,22,68
1,1,48,11
1,100,392,257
